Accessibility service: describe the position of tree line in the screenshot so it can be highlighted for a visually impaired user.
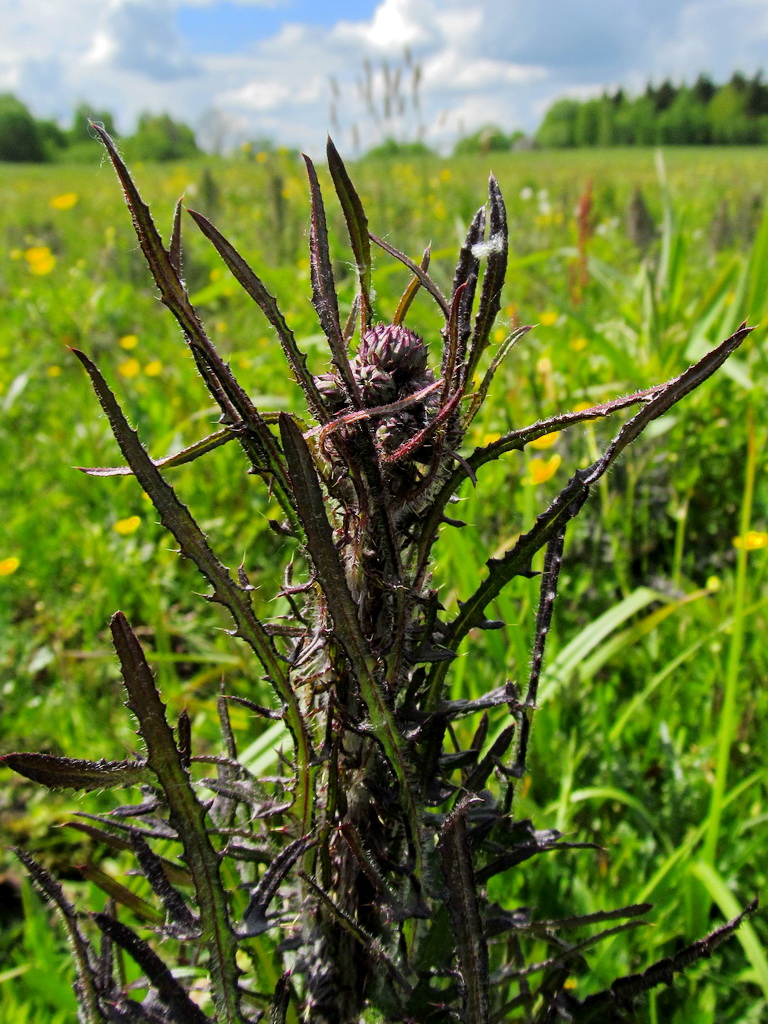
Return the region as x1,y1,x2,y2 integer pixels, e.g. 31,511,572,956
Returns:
0,94,200,163
536,72,768,148
3,71,768,163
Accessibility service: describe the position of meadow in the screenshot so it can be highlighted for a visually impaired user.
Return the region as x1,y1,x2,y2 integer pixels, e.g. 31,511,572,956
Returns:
1,144,767,1022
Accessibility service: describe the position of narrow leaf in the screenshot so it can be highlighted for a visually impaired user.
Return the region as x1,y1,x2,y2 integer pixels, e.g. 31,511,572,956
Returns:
15,849,102,1024
73,348,313,835
78,863,164,925
1,752,148,791
326,137,373,327
425,323,753,709
110,612,243,1024
269,972,292,1024
465,175,508,384
92,913,213,1024
130,831,199,935
370,231,450,317
187,207,329,423
169,198,183,277
242,836,314,936
568,898,758,1022
393,245,430,325
79,427,235,476
91,124,299,530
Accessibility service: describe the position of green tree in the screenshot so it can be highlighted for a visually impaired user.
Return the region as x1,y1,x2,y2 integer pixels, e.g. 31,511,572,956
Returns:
709,79,760,143
692,73,717,105
574,98,601,146
536,98,580,147
0,93,46,162
126,112,200,162
657,86,711,144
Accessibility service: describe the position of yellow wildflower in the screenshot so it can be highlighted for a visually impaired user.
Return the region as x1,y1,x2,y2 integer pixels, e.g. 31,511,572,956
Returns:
0,557,20,576
118,358,141,378
706,575,722,592
24,246,55,275
733,531,768,551
539,311,559,327
119,334,139,350
493,326,506,343
527,454,562,485
47,365,62,377
49,192,78,211
113,516,141,536
143,360,162,377
530,431,560,450
256,151,268,164
569,337,588,352
439,168,452,182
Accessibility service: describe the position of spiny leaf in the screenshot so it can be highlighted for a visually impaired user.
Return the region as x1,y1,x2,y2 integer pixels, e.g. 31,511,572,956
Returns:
303,154,360,403
169,197,183,278
130,831,199,935
465,175,508,385
187,207,330,424
462,324,532,428
90,123,300,530
566,898,758,1022
242,835,314,936
1,752,149,791
72,348,313,835
299,871,413,995
14,849,102,1024
110,611,243,1024
326,136,373,328
61,822,192,886
463,724,516,792
510,528,566,780
269,972,292,1024
92,912,214,1024
424,323,753,710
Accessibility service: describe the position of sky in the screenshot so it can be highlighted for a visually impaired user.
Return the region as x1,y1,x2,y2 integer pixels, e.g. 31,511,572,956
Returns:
2,0,767,155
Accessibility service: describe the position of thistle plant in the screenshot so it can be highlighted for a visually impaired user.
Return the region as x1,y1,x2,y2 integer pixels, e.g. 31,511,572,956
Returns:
2,128,757,1024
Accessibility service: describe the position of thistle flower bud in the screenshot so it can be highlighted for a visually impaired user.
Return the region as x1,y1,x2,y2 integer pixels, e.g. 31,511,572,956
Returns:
356,323,428,381
353,363,397,407
314,372,347,412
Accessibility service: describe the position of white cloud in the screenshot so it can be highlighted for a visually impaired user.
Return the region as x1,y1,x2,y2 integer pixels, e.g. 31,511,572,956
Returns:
85,0,200,81
1,0,766,154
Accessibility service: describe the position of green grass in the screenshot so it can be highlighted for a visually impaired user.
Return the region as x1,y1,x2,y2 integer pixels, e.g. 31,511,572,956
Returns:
1,146,767,1022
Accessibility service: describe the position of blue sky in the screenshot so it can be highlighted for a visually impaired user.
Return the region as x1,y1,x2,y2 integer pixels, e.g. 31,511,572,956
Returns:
1,0,767,155
177,1,381,54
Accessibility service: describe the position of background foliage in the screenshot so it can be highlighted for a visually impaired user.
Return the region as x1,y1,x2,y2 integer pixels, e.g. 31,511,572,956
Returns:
0,144,767,1022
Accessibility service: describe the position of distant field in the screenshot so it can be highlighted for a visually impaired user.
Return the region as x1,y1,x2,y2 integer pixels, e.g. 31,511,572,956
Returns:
1,145,767,1022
